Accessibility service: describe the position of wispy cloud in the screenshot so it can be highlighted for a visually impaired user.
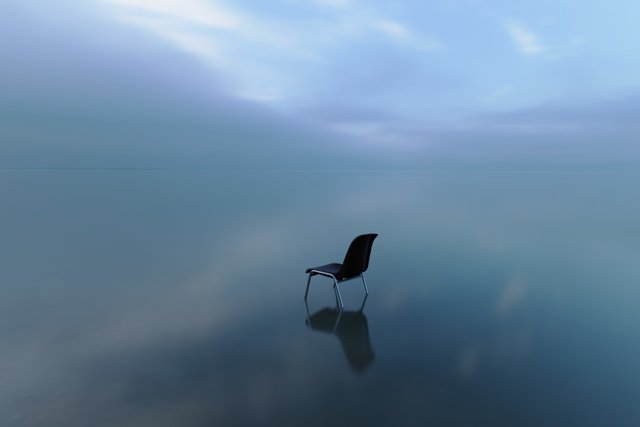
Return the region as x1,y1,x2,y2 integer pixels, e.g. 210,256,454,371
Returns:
109,0,242,29
505,19,546,55
120,15,219,59
312,0,351,9
108,0,298,52
371,19,410,40
369,19,443,50
107,0,444,104
108,0,306,101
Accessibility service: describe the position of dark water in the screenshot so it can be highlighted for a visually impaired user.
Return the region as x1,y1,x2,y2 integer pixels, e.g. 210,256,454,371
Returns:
1,170,639,426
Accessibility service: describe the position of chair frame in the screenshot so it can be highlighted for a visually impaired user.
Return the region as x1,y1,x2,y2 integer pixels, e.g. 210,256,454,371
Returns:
304,270,369,310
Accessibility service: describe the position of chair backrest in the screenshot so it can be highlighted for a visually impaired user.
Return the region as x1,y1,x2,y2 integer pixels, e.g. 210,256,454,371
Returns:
337,234,378,280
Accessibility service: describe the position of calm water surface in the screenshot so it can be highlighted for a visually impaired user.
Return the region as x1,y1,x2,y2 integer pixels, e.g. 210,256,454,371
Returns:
1,170,639,426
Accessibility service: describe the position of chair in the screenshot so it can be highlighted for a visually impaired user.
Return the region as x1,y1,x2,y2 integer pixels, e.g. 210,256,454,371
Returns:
304,233,378,310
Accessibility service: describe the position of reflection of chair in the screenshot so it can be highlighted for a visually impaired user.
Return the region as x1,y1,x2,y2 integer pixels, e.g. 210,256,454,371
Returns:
304,234,378,309
305,298,374,373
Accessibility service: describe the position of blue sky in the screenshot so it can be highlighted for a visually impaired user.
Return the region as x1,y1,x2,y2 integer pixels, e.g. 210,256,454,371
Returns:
104,0,640,116
2,0,639,168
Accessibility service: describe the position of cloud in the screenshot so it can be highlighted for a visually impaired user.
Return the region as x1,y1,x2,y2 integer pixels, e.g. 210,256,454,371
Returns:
505,19,546,55
370,19,443,50
0,8,365,170
371,19,410,40
108,0,241,29
312,0,351,9
105,1,315,101
107,0,443,104
3,1,638,171
119,15,219,60
372,19,410,40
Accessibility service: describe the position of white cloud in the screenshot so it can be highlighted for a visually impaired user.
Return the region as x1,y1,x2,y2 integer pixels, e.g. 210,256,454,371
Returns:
120,15,219,59
371,19,410,40
312,0,351,9
109,0,241,29
505,19,546,55
370,19,443,50
107,0,444,107
108,0,302,101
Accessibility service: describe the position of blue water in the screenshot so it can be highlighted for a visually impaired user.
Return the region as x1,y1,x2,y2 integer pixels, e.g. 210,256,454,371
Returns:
1,170,639,426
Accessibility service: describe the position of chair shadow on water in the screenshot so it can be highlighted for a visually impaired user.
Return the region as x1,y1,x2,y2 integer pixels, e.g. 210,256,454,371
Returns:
305,296,375,373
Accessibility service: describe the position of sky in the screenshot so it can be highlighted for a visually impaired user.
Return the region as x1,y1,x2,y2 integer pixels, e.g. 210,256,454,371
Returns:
1,0,639,169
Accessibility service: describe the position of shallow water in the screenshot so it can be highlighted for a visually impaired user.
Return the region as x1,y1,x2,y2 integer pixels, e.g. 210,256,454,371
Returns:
1,170,639,426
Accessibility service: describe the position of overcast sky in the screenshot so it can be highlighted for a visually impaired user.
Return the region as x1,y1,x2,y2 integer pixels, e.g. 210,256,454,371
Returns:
2,0,639,168
105,0,640,119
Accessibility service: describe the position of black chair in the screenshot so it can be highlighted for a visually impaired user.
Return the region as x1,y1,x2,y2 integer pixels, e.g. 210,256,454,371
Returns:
304,233,378,310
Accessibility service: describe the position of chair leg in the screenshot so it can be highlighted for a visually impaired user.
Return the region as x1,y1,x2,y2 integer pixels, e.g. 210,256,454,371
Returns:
361,274,369,296
304,274,312,300
334,279,344,310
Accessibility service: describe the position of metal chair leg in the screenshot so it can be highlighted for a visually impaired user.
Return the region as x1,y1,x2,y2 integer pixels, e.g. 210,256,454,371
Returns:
361,274,369,296
304,274,312,300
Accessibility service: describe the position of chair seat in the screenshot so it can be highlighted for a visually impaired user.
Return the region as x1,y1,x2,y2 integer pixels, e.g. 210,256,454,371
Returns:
305,263,342,275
